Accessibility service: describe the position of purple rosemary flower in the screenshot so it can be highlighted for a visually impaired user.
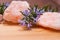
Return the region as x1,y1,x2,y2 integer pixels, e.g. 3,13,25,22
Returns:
39,9,45,13
33,15,40,23
36,9,44,15
5,2,10,7
22,10,30,16
3,2,10,10
36,10,41,15
33,7,37,12
18,20,26,26
27,23,32,29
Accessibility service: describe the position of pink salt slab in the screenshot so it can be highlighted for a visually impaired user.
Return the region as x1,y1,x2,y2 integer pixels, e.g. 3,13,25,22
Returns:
37,12,60,30
3,1,30,23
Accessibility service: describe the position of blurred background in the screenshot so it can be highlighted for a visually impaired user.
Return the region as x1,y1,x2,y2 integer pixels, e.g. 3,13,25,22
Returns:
0,0,60,11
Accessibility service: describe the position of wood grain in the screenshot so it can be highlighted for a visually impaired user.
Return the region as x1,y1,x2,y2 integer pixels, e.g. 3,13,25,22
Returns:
0,24,60,40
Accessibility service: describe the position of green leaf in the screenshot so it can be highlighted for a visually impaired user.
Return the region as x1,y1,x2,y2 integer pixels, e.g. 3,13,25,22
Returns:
42,5,49,11
20,11,26,16
31,11,37,18
52,8,58,12
0,3,5,15
34,4,38,9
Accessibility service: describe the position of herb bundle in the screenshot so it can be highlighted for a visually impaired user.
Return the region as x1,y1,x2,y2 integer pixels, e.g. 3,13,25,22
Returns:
18,4,58,30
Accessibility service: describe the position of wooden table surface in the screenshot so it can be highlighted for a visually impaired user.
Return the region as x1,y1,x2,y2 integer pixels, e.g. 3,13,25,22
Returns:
0,24,60,40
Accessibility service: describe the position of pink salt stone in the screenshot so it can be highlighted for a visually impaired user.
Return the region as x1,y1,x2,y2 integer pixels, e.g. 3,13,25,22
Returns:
3,1,30,23
37,12,60,30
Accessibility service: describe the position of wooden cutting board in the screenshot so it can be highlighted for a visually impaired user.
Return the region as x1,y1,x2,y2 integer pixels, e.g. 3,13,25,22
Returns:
0,24,60,40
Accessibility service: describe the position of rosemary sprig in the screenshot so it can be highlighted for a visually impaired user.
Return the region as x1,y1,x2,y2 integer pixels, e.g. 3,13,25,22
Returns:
0,3,9,15
0,3,5,15
18,4,58,30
